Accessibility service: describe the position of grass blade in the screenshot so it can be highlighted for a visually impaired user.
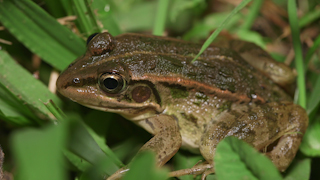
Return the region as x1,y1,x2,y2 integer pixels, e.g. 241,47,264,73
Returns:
153,0,170,36
11,124,68,180
288,0,306,108
304,34,320,71
0,50,62,122
0,0,86,70
191,0,252,63
215,137,282,180
240,0,263,30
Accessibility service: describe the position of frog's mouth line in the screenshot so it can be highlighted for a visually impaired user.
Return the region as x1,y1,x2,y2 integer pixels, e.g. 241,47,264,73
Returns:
81,103,164,121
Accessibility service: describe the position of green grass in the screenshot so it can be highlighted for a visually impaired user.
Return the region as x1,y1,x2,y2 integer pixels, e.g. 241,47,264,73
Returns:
0,0,320,180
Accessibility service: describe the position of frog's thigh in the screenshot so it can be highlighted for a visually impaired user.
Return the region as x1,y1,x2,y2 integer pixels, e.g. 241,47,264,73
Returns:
229,40,295,86
199,102,308,171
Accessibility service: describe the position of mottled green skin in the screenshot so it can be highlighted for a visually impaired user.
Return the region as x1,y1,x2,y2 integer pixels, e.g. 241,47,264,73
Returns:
56,33,308,179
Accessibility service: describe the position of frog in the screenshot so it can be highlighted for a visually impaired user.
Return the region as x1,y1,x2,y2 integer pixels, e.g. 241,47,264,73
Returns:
56,32,308,180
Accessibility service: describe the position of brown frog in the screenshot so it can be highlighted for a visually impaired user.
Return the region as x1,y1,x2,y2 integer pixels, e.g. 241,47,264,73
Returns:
56,32,308,179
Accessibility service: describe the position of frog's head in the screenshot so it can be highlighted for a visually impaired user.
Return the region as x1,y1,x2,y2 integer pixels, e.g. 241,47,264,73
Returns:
56,32,164,120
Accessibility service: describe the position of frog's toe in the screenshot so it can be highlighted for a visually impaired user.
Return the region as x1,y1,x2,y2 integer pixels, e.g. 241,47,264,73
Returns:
201,168,215,180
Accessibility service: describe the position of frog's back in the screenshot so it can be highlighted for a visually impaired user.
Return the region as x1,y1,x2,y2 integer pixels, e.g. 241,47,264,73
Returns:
109,33,291,103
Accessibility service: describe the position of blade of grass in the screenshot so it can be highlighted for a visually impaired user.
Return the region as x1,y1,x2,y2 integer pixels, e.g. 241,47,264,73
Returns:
68,118,119,175
42,0,66,18
71,0,101,36
152,0,170,36
215,137,282,180
122,151,168,180
307,75,320,116
0,50,62,122
90,0,122,35
44,100,67,123
191,0,252,63
304,34,320,71
11,123,68,180
299,8,320,28
0,83,38,125
240,0,263,30
283,158,311,180
0,0,85,70
115,2,157,32
288,0,306,108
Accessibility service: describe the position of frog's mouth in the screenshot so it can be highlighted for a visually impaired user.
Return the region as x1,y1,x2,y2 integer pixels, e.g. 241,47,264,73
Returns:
82,103,163,121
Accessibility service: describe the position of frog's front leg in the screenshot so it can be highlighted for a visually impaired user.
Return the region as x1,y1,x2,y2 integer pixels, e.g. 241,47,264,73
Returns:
199,102,308,174
107,114,182,180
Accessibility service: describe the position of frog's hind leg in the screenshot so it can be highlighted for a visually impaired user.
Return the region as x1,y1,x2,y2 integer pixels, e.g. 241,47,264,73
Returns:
199,102,308,173
263,102,308,171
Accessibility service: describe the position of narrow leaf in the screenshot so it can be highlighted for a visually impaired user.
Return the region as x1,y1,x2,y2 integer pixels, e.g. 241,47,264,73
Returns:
300,117,320,156
122,151,168,180
0,0,85,70
0,50,62,122
284,158,311,180
215,137,282,180
288,0,306,108
11,124,68,180
191,0,252,63
152,0,169,36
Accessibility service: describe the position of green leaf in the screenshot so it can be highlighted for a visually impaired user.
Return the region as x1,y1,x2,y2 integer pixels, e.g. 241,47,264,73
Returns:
71,0,101,36
11,123,68,180
68,116,119,176
122,151,168,180
288,0,306,108
173,152,204,180
215,137,282,180
115,2,157,32
0,0,86,70
283,158,311,180
307,74,320,116
182,12,241,41
0,83,37,125
83,111,124,167
152,0,169,36
191,0,252,63
300,117,320,156
90,0,122,35
0,50,62,123
236,30,266,48
63,150,91,172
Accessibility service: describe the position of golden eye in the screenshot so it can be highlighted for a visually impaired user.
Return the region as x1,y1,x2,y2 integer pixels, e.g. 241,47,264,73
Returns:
99,73,126,93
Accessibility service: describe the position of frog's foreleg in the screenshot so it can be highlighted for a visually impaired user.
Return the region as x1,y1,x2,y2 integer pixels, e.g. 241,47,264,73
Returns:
107,114,182,180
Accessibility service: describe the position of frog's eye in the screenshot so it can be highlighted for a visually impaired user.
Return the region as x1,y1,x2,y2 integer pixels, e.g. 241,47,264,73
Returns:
99,73,126,94
86,33,99,45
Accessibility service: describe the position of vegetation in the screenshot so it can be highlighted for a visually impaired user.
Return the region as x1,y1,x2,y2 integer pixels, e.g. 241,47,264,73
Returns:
0,0,319,180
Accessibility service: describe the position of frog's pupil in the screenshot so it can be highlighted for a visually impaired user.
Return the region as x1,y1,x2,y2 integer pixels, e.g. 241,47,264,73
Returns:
104,77,118,90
